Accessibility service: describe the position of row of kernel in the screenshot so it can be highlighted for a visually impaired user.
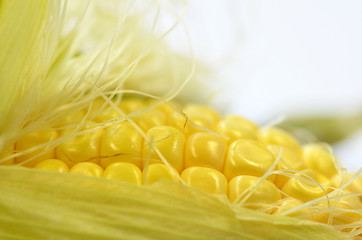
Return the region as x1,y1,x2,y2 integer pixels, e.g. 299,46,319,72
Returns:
12,99,259,171
9,99,341,199
35,159,281,210
12,121,338,192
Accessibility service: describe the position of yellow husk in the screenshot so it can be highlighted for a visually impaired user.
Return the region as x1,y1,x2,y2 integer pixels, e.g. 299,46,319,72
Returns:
0,166,346,240
0,0,357,239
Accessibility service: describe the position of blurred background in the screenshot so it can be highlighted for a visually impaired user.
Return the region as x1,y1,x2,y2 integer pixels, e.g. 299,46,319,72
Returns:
166,0,362,170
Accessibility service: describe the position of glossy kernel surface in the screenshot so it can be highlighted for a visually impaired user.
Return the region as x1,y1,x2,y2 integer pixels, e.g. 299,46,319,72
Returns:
143,126,184,172
103,162,142,185
100,121,142,168
181,166,228,195
185,132,227,171
224,139,275,180
229,175,281,209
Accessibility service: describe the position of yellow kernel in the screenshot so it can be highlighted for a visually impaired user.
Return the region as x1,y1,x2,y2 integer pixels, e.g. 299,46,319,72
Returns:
103,162,142,185
53,110,86,127
100,121,143,168
224,139,275,180
267,145,304,170
144,163,180,185
259,127,301,154
94,108,120,123
168,109,214,137
311,192,362,225
143,126,184,172
118,98,146,114
56,123,103,167
303,144,338,178
132,108,166,132
216,116,257,142
183,104,220,126
225,115,259,132
272,198,310,217
267,145,305,188
167,111,188,130
331,173,362,196
87,98,117,122
35,159,69,172
229,175,281,209
181,167,228,195
185,132,227,171
281,170,330,202
183,114,214,137
16,130,58,167
147,100,180,117
70,162,104,177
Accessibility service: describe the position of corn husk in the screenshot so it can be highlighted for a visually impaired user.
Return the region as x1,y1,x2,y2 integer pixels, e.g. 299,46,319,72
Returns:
278,113,362,144
0,166,347,240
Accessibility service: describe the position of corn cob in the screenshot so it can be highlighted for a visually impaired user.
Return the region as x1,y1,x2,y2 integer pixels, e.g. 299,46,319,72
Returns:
0,1,361,239
1,97,360,239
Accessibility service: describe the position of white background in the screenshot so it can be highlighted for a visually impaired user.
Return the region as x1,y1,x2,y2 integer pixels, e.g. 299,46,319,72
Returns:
168,0,362,170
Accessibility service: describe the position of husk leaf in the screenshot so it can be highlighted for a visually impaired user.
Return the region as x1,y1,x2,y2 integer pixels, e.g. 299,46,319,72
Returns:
0,166,348,240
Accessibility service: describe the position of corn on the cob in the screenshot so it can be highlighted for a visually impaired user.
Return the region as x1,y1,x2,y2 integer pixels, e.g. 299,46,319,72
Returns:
0,1,361,239
2,98,360,238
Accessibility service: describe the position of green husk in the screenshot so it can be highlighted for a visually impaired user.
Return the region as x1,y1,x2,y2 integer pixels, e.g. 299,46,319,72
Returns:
277,113,362,144
0,166,347,240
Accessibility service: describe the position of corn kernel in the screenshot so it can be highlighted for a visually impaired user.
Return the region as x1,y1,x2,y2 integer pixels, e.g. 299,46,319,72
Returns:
303,144,338,178
100,121,142,168
183,104,220,126
132,108,166,132
183,114,214,137
272,198,310,217
216,116,257,142
224,139,275,180
55,110,86,127
331,173,362,197
87,98,116,122
169,108,214,137
147,100,180,117
94,108,120,123
227,115,259,131
143,126,184,172
35,159,69,172
87,98,123,123
181,167,228,195
267,145,305,188
144,163,180,185
167,111,188,131
229,175,281,209
118,98,146,114
282,170,330,202
16,130,58,167
103,162,142,185
185,132,227,171
56,123,103,167
259,128,301,154
70,162,104,177
311,192,362,225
